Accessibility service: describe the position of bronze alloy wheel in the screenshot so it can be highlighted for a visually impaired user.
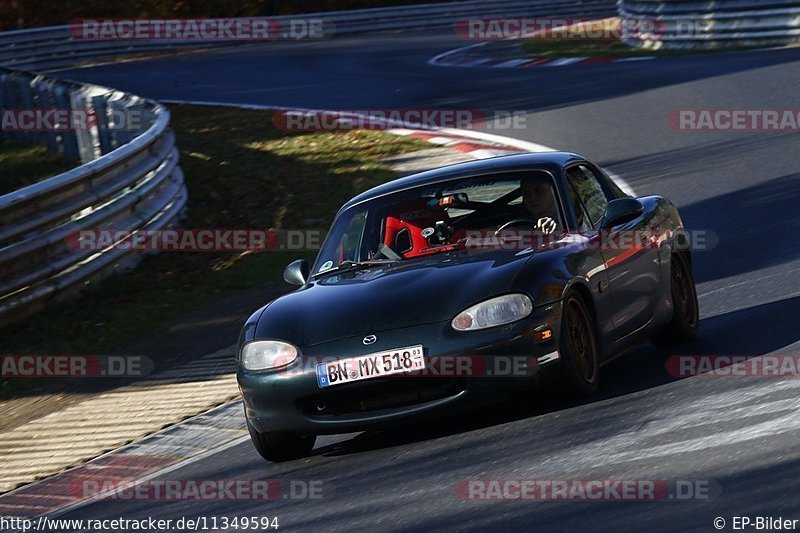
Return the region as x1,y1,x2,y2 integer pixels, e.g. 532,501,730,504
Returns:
672,253,699,330
652,252,700,346
559,293,599,395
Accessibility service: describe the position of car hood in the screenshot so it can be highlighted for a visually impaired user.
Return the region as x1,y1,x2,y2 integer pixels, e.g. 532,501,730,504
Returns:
255,251,534,346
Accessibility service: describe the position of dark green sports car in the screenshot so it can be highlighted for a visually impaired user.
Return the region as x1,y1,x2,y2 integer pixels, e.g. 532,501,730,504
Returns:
237,152,699,462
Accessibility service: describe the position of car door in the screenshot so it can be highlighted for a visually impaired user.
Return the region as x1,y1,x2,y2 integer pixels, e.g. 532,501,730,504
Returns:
565,163,660,340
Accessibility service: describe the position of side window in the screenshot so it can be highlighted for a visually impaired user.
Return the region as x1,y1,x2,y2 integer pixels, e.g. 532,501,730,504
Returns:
566,184,592,232
338,210,367,264
567,165,609,228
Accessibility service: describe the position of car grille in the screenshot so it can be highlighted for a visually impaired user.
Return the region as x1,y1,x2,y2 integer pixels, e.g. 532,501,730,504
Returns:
299,378,463,418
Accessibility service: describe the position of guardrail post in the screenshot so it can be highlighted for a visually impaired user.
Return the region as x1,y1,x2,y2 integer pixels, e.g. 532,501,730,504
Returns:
139,104,156,133
91,94,113,155
69,87,97,163
52,84,80,162
33,77,60,154
3,75,20,144
4,75,28,145
0,72,8,144
28,76,45,148
109,98,135,146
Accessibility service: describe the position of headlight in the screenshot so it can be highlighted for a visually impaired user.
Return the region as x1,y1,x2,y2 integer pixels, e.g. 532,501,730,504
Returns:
451,294,533,331
241,340,298,370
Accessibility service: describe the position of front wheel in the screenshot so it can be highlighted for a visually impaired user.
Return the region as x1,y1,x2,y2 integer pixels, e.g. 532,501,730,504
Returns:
247,419,316,462
557,292,600,396
652,252,699,346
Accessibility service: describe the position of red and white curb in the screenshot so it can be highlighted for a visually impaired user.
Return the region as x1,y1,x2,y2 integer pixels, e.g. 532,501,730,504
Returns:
0,400,249,521
387,128,525,160
385,128,634,197
0,347,239,496
157,100,634,195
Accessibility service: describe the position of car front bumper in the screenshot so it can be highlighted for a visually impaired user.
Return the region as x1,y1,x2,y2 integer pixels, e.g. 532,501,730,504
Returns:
238,301,562,434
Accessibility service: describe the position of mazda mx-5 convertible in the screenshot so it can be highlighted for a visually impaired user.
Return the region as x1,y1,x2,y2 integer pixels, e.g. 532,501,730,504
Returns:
237,152,699,461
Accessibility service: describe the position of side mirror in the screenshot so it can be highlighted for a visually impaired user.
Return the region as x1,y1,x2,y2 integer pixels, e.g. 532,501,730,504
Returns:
601,198,644,229
283,259,310,286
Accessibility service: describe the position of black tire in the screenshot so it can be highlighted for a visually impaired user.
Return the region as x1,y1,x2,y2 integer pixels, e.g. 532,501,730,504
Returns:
557,292,600,396
246,419,315,462
652,252,699,346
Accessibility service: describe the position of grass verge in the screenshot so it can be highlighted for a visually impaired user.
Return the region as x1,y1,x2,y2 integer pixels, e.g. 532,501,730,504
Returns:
523,38,666,58
521,18,760,58
0,140,73,195
0,105,429,358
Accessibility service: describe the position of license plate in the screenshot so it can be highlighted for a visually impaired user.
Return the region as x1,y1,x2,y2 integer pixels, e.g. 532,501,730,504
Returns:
316,345,424,388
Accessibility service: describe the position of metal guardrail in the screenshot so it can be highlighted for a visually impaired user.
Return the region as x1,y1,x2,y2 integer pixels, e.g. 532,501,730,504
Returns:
0,0,615,71
0,0,615,324
618,0,800,49
0,67,186,323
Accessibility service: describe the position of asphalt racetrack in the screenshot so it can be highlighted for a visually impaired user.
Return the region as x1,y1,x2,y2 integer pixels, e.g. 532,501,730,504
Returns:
55,28,800,532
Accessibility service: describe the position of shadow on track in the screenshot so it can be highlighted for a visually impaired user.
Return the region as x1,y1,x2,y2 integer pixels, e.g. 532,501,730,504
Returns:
401,457,800,533
681,172,800,284
601,132,800,283
316,295,800,458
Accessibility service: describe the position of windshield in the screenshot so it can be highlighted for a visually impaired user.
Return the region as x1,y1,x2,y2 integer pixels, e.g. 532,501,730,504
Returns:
311,171,564,275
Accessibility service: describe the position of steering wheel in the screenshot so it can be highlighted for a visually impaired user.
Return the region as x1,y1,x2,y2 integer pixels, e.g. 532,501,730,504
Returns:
494,218,538,236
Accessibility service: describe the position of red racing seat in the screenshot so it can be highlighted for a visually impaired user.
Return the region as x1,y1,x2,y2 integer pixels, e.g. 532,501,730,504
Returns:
382,199,449,259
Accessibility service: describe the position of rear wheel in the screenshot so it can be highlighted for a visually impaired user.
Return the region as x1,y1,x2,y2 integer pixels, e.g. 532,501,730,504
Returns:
557,292,600,396
247,419,315,462
652,252,699,346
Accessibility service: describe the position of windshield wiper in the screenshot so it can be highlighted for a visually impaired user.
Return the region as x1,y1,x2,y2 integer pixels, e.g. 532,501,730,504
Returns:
313,259,397,278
